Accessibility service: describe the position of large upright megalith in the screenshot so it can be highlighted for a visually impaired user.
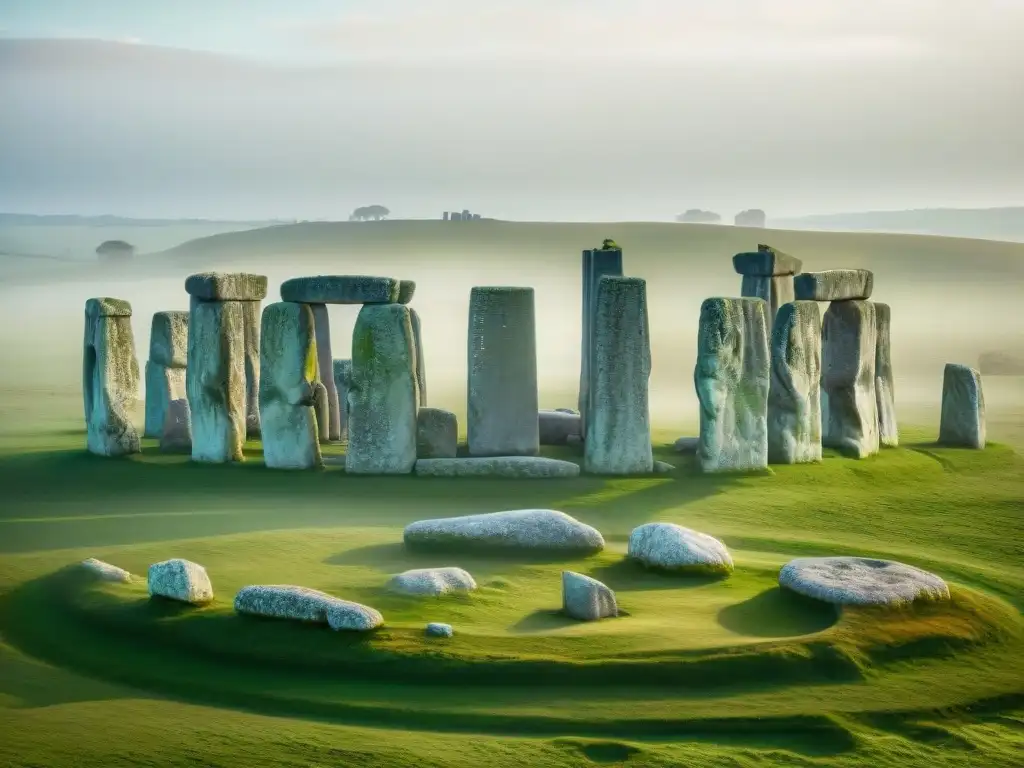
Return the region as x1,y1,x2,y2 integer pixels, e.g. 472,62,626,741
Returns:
259,302,322,470
874,302,898,447
83,298,141,457
579,247,623,438
767,301,822,464
939,364,986,449
332,358,352,440
584,277,653,474
346,303,419,474
694,298,770,472
187,300,246,463
409,308,427,406
733,244,802,331
144,310,188,438
467,287,539,457
310,304,341,441
821,300,879,458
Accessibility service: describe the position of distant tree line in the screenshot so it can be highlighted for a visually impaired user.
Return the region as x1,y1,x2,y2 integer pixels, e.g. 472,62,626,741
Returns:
95,240,135,261
350,205,390,221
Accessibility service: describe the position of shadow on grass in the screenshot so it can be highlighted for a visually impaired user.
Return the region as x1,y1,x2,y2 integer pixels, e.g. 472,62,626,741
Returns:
717,588,839,638
509,609,583,634
585,559,729,592
328,542,597,571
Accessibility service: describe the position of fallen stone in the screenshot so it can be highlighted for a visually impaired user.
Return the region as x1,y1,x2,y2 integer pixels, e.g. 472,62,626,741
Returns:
794,269,874,302
768,301,823,464
398,280,416,304
234,584,383,630
425,622,454,637
148,558,214,604
240,299,262,438
822,300,879,458
579,248,624,438
673,437,698,453
732,244,803,276
312,380,330,444
332,358,352,440
410,307,427,406
779,556,949,606
585,277,653,475
83,297,141,457
148,310,189,368
185,272,268,301
404,509,604,552
414,456,580,479
144,361,186,439
468,287,539,456
694,297,770,472
417,407,458,459
389,567,477,596
160,398,193,452
875,302,898,447
187,300,246,463
539,410,581,445
939,364,986,449
81,557,132,583
627,523,733,574
280,275,399,304
562,571,617,621
653,460,675,474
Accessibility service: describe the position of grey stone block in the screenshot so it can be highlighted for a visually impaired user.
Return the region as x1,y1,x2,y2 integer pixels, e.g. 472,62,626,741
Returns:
280,275,399,304
768,301,823,464
144,361,186,438
185,272,268,301
148,310,189,368
417,407,458,459
874,303,898,447
83,298,140,457
794,269,874,301
939,364,986,449
187,300,246,463
410,307,427,406
398,280,416,304
579,248,624,438
311,303,341,440
562,571,617,621
822,300,879,458
332,358,352,440
779,557,949,606
539,410,581,445
732,244,802,276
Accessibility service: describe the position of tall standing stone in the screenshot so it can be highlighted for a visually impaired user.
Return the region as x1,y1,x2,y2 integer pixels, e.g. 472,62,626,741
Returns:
733,244,802,331
259,302,322,470
310,304,341,441
144,310,188,438
187,300,246,463
694,298,770,472
939,364,986,449
579,248,624,438
584,277,653,474
83,298,141,457
347,304,419,474
410,307,428,406
332,358,352,440
874,302,898,447
467,287,539,457
822,301,879,458
768,301,822,464
240,300,262,438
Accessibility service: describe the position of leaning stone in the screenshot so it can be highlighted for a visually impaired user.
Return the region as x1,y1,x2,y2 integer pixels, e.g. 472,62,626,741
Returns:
768,301,823,464
148,310,189,368
426,622,454,637
467,287,539,456
81,557,132,583
258,302,322,470
332,358,352,440
822,301,879,458
389,567,477,596
160,398,192,452
414,457,580,479
240,299,262,439
562,571,617,621
404,509,604,552
939,364,986,449
874,302,898,447
732,244,803,276
144,361,186,438
539,410,581,445
280,275,400,304
147,558,214,604
627,523,733,574
234,584,382,631
579,248,624,438
694,298,770,472
794,269,874,301
779,556,949,606
398,280,416,304
83,297,141,457
673,437,698,453
346,304,418,474
185,272,268,301
187,300,246,463
410,307,428,406
417,407,458,459
585,277,653,475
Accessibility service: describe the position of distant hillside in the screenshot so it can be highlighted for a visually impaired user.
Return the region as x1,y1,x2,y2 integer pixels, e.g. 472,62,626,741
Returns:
772,208,1024,242
0,213,284,228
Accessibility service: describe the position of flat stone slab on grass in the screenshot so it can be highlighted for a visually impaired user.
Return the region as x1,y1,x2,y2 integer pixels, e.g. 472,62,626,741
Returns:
539,409,581,445
280,275,400,304
81,557,132,583
562,571,617,621
779,556,950,606
148,559,214,605
732,245,803,276
627,523,734,574
794,269,874,301
389,567,477,596
404,509,605,552
414,457,580,479
234,585,383,631
185,272,268,301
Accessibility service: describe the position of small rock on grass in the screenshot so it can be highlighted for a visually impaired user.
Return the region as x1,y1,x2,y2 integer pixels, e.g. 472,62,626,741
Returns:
426,622,454,637
81,557,132,583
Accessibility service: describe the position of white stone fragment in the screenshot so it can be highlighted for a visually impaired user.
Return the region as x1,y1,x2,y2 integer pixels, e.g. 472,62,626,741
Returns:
234,584,383,631
147,558,214,605
779,556,949,606
81,557,132,583
627,523,734,574
389,567,477,596
404,509,604,552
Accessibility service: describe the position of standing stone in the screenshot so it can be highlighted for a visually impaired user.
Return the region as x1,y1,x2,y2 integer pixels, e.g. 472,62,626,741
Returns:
187,300,246,463
160,398,192,452
694,298,770,472
562,571,617,621
875,303,898,447
310,304,341,441
332,359,352,440
347,304,419,474
417,407,458,459
822,301,879,458
579,248,624,438
467,287,539,457
939,364,986,449
312,381,330,444
410,307,428,406
83,298,141,457
733,244,802,331
768,301,822,464
144,310,189,438
241,299,262,438
584,277,653,474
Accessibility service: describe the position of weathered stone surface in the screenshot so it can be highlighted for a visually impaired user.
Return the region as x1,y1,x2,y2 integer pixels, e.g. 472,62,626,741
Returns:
280,275,399,304
467,287,539,457
148,559,214,604
240,299,262,438
308,304,341,441
768,301,823,464
410,307,427,406
414,456,580,479
234,585,383,631
627,523,733,574
258,302,322,470
187,300,246,463
149,310,189,368
144,361,186,438
585,277,653,475
794,269,874,301
741,274,795,331
185,272,268,301
939,364,986,449
389,567,477,596
579,248,624,438
874,302,898,447
81,557,132,582
539,410,581,445
673,437,698,453
417,407,457,459
346,303,418,474
312,380,330,444
779,556,949,606
562,571,617,621
822,300,879,458
83,298,141,457
332,358,352,440
694,298,770,472
426,622,453,637
398,280,416,304
160,398,192,452
732,244,802,276
404,509,604,552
